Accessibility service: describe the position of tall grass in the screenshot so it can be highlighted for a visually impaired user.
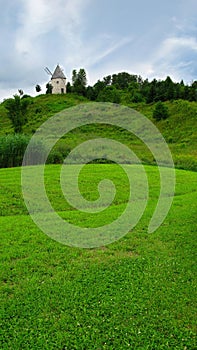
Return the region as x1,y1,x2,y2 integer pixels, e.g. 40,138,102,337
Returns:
0,134,46,168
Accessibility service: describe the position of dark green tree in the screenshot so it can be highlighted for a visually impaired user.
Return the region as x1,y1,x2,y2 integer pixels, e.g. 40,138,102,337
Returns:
103,75,112,86
93,80,106,99
86,86,96,100
147,79,157,103
72,69,77,86
35,84,41,93
4,95,29,133
72,68,87,95
183,85,190,100
153,101,169,121
18,89,24,97
189,81,197,101
97,86,121,103
46,83,53,94
112,72,137,89
164,76,175,100
66,82,72,93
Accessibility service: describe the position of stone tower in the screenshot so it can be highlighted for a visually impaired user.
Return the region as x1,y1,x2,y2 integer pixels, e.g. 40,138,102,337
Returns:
50,64,66,94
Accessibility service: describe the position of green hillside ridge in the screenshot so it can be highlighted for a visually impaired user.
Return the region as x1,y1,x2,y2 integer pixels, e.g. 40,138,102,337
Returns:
0,93,197,170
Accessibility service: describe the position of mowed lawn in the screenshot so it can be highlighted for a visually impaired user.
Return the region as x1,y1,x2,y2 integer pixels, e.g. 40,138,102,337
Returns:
0,164,196,349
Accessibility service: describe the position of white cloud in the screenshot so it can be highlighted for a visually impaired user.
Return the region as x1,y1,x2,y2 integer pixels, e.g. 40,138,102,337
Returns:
80,36,133,68
156,36,197,59
9,0,133,85
15,0,89,64
146,36,197,81
6,0,135,87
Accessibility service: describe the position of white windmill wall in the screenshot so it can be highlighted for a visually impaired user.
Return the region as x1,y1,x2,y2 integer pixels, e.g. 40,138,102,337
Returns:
51,78,67,94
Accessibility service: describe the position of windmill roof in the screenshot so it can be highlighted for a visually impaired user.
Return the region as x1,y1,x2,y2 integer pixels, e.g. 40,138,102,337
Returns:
51,65,66,79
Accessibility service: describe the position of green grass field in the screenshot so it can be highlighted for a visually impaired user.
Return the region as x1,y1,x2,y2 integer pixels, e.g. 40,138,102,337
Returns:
0,164,196,349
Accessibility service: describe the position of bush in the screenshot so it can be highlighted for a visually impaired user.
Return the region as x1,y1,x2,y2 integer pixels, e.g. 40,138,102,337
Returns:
153,101,169,121
174,155,197,172
97,86,121,104
0,134,46,168
4,95,30,133
46,151,64,164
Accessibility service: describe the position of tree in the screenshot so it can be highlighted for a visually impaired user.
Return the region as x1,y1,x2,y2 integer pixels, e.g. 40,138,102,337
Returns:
4,95,29,133
66,82,72,93
189,81,197,101
78,68,87,87
72,68,87,95
147,79,157,103
18,89,24,97
93,80,106,99
153,102,169,121
103,75,112,86
112,72,137,89
72,69,77,86
97,86,121,103
86,86,96,100
35,84,41,93
46,83,53,94
164,76,175,100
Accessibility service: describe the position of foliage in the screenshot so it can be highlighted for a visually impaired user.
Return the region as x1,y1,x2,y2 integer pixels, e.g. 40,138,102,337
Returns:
66,81,72,93
97,86,121,103
18,89,24,97
86,85,96,100
0,134,29,168
21,94,32,100
153,101,169,121
0,134,46,168
4,95,29,133
46,83,53,94
0,164,196,349
72,68,87,96
174,154,197,172
89,72,197,104
112,72,138,89
35,84,41,93
46,150,64,164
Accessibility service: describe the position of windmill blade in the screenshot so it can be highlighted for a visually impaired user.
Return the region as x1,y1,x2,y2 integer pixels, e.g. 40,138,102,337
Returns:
44,67,53,76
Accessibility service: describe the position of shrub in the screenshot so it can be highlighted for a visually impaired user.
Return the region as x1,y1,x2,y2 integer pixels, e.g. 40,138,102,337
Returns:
4,95,30,133
0,134,46,168
46,151,64,164
153,101,169,121
174,155,197,172
97,86,121,104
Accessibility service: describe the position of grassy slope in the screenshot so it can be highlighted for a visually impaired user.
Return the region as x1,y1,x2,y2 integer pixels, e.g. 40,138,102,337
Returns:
0,94,89,135
0,94,197,170
0,94,196,348
0,164,196,349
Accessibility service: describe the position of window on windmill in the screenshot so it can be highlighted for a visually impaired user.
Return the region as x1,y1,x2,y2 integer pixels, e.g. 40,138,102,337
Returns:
56,81,59,84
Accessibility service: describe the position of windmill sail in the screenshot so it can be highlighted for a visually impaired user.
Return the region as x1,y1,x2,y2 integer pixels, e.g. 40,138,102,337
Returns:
44,67,53,76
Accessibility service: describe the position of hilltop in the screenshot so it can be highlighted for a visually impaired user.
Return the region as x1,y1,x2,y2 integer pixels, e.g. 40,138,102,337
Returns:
0,93,196,170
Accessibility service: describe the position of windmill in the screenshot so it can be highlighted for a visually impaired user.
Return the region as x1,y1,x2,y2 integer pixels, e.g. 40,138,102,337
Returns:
44,65,67,94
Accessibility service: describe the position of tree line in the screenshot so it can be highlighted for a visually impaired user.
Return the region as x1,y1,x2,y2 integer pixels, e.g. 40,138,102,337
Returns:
67,70,197,103
36,69,197,104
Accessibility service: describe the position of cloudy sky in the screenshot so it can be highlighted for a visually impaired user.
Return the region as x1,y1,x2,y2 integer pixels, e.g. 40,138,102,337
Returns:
0,0,197,101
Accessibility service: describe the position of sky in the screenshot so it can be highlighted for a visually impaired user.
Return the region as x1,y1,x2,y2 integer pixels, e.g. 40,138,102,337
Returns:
0,0,197,101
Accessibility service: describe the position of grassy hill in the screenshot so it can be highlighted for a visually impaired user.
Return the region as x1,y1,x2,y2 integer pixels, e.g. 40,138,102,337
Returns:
0,94,196,348
0,164,196,349
0,93,89,135
0,93,196,171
